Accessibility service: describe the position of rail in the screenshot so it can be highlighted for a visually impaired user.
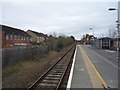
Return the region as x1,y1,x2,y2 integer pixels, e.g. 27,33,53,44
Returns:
28,45,75,90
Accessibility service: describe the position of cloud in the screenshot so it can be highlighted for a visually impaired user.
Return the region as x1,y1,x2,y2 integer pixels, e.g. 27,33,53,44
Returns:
1,0,119,2
1,2,118,40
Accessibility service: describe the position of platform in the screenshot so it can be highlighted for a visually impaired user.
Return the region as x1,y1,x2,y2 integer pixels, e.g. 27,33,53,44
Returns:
67,45,108,89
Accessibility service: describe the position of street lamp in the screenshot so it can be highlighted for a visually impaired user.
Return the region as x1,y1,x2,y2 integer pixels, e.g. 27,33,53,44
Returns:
109,2,120,88
89,28,94,37
109,8,117,11
109,2,120,61
89,28,94,46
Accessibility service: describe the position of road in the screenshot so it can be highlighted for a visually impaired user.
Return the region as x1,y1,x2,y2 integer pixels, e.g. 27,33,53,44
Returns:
81,45,118,88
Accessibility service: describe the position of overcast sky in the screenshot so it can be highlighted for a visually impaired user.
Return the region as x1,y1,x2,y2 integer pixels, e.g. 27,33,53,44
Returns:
1,1,119,40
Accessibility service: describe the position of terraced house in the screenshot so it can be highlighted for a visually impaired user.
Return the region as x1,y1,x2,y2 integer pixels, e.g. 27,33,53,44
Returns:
1,25,31,47
27,30,48,44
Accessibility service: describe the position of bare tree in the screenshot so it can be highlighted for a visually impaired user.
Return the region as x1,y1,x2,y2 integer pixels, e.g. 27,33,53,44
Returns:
49,31,57,37
108,28,117,38
101,33,105,38
52,31,57,37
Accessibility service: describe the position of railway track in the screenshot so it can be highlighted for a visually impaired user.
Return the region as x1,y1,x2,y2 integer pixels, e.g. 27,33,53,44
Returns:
28,45,75,90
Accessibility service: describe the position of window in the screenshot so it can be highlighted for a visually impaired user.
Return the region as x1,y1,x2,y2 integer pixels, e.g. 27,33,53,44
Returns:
20,36,22,40
10,35,12,40
21,37,23,40
18,36,19,40
27,37,29,40
30,38,32,41
14,35,17,40
24,37,26,40
6,35,9,40
39,37,42,42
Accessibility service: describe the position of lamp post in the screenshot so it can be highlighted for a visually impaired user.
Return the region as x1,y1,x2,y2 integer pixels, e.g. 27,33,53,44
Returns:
89,28,94,36
89,28,94,46
109,1,120,61
109,2,120,88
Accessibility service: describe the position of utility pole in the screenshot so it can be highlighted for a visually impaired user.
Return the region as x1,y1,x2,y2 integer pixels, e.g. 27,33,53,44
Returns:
109,2,120,87
117,1,120,61
109,1,120,61
118,1,120,88
89,28,94,46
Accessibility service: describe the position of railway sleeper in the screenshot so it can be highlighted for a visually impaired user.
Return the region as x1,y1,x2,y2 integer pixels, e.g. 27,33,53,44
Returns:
48,74,62,77
45,75,61,78
55,64,66,67
38,83,57,87
45,77,61,80
52,70,64,72
42,80,59,83
52,68,65,70
52,72,64,74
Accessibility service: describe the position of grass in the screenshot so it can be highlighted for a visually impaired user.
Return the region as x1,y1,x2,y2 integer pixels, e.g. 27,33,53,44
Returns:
3,61,32,80
2,50,57,82
2,44,73,88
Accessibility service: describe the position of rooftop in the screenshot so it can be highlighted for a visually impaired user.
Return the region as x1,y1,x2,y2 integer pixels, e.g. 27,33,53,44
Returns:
1,25,31,37
27,30,48,37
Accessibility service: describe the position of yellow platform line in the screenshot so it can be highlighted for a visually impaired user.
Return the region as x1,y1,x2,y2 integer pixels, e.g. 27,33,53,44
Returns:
80,45,108,89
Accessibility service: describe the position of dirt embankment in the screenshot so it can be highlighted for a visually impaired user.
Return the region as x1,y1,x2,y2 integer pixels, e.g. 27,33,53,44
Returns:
3,44,74,88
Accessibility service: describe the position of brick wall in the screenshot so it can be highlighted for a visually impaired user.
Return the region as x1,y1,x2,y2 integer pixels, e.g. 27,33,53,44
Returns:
83,36,91,44
2,33,31,47
5,39,31,46
0,33,2,48
1,33,6,48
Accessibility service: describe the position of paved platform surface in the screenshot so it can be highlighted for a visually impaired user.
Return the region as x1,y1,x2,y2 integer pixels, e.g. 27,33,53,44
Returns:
71,45,93,88
67,45,118,89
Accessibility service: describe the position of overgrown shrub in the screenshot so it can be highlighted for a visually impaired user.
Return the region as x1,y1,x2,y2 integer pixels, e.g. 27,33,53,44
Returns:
46,35,75,51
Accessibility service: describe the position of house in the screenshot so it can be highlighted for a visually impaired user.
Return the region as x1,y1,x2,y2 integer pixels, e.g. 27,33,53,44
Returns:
0,27,2,48
110,38,120,50
26,30,48,44
82,34,95,45
1,25,31,47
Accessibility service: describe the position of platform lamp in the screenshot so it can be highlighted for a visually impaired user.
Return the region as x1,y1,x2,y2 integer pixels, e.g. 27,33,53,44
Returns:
109,2,120,88
109,2,120,62
89,28,94,46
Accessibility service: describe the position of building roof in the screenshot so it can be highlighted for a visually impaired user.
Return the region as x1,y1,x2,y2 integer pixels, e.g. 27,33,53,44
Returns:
1,25,31,37
27,30,48,38
98,37,111,40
